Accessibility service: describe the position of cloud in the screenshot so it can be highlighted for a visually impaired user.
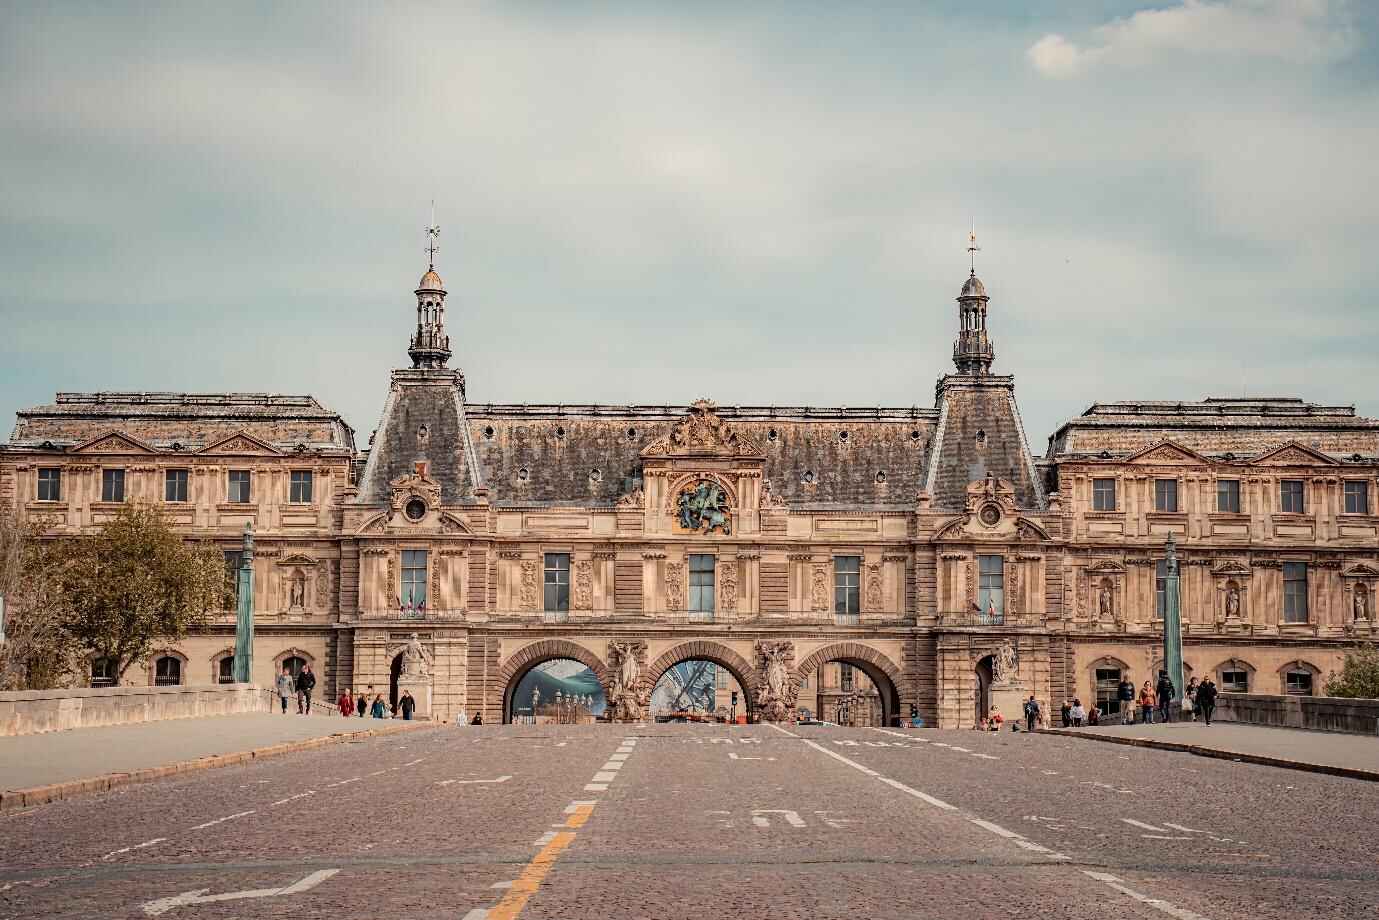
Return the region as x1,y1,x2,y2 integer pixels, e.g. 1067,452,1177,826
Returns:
1029,0,1355,78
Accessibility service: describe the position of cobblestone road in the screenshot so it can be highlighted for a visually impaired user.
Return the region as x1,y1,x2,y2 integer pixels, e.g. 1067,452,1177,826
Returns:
2,724,1376,919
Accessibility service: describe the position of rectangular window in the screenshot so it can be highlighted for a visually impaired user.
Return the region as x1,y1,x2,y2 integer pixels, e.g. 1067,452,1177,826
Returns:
100,468,126,503
1285,670,1313,696
36,467,61,502
1155,560,1170,619
978,555,1004,623
840,663,855,692
290,470,314,503
223,550,243,605
1154,478,1179,512
217,656,235,684
1343,480,1369,515
1092,478,1116,511
1216,479,1240,513
688,554,715,619
401,549,428,608
227,470,251,504
1094,667,1123,715
165,469,188,502
1280,479,1304,514
1282,562,1308,623
1220,669,1249,692
543,553,569,613
834,556,861,617
714,665,727,690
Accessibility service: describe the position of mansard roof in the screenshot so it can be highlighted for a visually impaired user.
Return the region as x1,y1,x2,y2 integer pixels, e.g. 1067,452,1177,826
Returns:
8,391,355,453
1047,396,1379,462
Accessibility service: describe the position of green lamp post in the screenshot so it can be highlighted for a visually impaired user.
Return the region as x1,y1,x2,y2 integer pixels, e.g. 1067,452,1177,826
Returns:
232,522,255,683
1162,532,1184,708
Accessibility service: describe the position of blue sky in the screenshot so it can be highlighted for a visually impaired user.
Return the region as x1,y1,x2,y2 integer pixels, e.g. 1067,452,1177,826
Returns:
2,1,1376,453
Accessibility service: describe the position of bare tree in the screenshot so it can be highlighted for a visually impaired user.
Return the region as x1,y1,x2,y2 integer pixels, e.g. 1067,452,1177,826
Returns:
0,507,80,690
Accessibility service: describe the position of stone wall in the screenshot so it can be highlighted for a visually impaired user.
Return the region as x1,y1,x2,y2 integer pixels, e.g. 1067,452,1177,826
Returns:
0,684,274,736
1216,692,1379,735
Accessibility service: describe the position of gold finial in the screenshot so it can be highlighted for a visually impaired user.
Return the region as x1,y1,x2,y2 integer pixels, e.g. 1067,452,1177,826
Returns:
967,221,981,274
425,200,440,270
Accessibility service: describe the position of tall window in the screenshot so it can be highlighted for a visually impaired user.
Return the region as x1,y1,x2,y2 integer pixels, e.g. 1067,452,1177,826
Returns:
1282,562,1308,623
840,663,855,692
1092,478,1116,511
688,554,715,619
165,469,189,502
154,656,182,686
1154,478,1179,512
1280,479,1304,514
1094,666,1124,715
834,557,860,619
227,470,251,503
1220,667,1249,692
101,468,126,502
978,555,1004,623
217,656,235,684
401,549,428,607
1155,560,1170,619
223,550,244,606
543,553,569,612
1285,668,1313,696
1216,479,1240,513
1343,480,1369,515
290,470,314,503
37,467,61,502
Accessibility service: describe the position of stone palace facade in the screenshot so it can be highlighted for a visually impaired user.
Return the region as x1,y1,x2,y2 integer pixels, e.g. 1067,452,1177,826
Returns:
4,258,1376,726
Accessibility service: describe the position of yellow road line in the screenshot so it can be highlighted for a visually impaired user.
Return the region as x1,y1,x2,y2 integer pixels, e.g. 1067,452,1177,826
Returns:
486,804,594,920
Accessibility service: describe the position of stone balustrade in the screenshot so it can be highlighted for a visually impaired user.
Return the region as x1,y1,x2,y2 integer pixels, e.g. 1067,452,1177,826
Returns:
1217,692,1379,735
0,684,274,736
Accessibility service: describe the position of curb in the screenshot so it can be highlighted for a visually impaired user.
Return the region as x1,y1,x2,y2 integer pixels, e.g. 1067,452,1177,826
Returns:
1044,728,1379,783
0,721,437,813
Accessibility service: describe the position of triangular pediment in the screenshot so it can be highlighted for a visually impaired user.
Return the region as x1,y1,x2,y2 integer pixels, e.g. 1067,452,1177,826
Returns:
1252,442,1340,467
641,399,763,459
69,430,157,455
198,431,282,456
1343,563,1379,578
1126,440,1208,466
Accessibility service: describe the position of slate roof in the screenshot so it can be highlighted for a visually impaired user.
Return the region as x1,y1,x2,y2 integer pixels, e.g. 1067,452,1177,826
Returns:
1048,397,1379,461
925,376,1044,511
357,370,479,505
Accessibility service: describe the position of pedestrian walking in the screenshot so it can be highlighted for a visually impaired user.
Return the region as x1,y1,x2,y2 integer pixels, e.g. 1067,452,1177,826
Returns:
370,694,386,718
1138,681,1156,724
1195,678,1218,725
1117,676,1136,724
399,689,416,721
356,691,368,717
296,663,316,715
338,688,353,717
1069,699,1086,727
275,667,294,714
1184,677,1199,722
1060,700,1071,727
1023,694,1041,732
1156,671,1175,724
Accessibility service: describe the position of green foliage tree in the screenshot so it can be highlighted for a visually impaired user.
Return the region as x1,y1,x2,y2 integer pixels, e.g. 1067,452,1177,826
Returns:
0,507,81,690
1324,643,1379,700
49,503,226,684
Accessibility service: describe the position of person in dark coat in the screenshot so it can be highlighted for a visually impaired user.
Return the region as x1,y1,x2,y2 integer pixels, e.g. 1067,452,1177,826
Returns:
295,664,316,714
1155,671,1175,724
1117,677,1136,724
1195,678,1219,725
399,690,416,721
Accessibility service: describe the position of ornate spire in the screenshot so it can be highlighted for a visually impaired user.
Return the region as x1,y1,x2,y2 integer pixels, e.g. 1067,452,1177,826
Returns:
952,228,994,375
408,205,452,369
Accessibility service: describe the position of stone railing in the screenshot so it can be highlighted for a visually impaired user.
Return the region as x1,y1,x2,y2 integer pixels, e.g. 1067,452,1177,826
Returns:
1217,692,1379,735
0,683,275,737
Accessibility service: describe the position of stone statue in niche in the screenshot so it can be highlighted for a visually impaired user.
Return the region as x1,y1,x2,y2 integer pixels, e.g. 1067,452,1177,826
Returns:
1225,583,1241,619
1355,585,1369,621
401,632,432,678
1098,581,1113,619
288,570,306,609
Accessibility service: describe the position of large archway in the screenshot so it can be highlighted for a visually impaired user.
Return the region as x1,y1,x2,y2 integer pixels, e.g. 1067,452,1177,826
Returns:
644,641,760,721
793,643,904,727
498,640,610,724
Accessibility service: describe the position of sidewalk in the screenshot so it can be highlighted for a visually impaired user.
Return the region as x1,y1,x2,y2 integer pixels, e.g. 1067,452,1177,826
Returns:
1048,721,1379,781
0,711,433,809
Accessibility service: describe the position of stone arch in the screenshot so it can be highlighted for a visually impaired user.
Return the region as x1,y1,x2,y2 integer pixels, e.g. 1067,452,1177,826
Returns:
498,639,611,724
147,648,189,686
792,642,904,726
645,640,760,717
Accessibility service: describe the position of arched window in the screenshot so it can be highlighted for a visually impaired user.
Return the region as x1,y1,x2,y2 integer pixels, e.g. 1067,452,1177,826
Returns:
281,656,307,679
153,656,182,686
1090,657,1131,715
1216,659,1253,693
1282,662,1318,696
91,656,117,688
216,656,235,684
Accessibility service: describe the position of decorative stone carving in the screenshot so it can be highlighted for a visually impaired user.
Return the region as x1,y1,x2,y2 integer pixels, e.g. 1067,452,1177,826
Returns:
755,640,796,722
401,632,432,678
430,564,441,609
518,560,539,611
665,562,685,611
641,399,763,458
761,478,788,510
386,554,397,605
1007,562,1020,615
810,564,830,612
574,560,594,610
388,466,442,518
607,640,648,722
719,560,738,613
864,564,883,612
615,487,644,509
316,567,329,607
288,569,306,609
675,480,732,535
1354,584,1369,621
1098,579,1114,620
991,640,1018,685
1225,582,1242,619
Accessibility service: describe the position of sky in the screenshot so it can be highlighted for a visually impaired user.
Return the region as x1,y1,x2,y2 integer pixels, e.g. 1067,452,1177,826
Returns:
3,1,1377,455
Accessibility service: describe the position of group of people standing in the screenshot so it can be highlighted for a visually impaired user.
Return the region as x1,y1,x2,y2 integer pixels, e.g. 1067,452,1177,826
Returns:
336,685,417,720
1111,673,1219,725
274,664,316,714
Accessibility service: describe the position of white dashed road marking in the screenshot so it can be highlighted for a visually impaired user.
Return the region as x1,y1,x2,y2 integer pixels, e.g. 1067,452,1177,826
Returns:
1121,818,1169,832
189,811,255,830
102,838,167,861
1082,871,1214,920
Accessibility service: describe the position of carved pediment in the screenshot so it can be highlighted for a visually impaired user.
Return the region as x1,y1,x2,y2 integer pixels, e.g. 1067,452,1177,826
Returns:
277,553,319,567
1125,440,1208,466
198,431,283,456
641,399,763,459
1087,559,1126,575
1211,560,1251,577
1252,442,1340,467
69,431,158,455
389,468,442,512
1343,563,1379,579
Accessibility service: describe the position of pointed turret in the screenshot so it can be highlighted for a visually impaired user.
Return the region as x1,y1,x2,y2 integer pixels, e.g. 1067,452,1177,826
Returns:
952,269,994,375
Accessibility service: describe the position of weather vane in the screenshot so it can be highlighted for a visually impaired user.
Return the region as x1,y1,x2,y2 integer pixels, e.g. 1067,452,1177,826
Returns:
425,200,440,270
967,221,981,274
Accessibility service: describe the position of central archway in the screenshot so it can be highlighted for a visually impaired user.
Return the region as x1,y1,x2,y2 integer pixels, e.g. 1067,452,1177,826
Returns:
793,642,904,727
499,639,611,724
644,641,760,722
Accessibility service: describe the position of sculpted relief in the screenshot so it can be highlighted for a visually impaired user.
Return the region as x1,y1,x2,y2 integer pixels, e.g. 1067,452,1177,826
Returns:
676,480,732,536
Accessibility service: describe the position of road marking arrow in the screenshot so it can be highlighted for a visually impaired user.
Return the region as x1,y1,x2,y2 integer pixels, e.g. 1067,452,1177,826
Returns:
141,869,340,916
